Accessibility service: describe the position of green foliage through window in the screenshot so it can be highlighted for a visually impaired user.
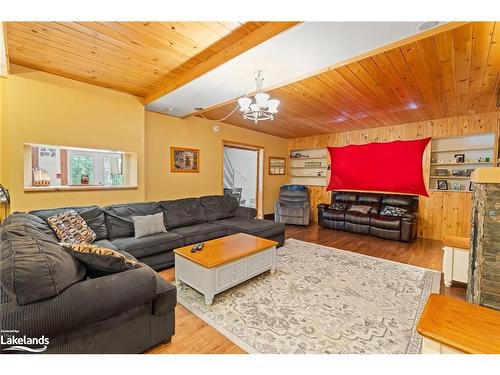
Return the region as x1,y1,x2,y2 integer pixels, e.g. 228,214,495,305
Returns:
70,155,94,185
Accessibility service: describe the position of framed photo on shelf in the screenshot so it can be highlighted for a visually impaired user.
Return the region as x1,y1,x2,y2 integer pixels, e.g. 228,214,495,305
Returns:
170,147,200,173
437,180,448,190
454,153,465,163
469,181,474,191
269,157,286,175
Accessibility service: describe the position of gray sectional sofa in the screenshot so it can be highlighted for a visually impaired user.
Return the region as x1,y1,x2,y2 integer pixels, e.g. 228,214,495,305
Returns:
28,195,284,270
0,195,285,353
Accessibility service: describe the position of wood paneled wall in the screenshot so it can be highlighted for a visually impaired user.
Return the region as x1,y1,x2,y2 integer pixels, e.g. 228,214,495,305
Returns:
289,112,500,240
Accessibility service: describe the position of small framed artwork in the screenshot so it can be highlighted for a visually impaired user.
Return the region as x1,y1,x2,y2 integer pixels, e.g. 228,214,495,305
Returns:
454,154,465,163
437,180,448,190
451,182,461,191
269,157,286,175
469,181,474,191
170,147,200,173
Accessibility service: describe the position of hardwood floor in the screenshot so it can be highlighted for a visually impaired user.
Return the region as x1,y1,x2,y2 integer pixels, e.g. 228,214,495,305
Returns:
148,224,467,354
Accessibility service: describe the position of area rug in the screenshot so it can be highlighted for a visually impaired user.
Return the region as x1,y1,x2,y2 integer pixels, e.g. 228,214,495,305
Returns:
177,238,441,354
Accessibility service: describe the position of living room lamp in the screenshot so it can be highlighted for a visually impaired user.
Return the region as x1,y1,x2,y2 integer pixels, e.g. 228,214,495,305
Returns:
237,71,280,124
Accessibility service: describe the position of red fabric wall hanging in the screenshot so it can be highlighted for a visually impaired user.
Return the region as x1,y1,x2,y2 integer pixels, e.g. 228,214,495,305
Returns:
327,137,431,196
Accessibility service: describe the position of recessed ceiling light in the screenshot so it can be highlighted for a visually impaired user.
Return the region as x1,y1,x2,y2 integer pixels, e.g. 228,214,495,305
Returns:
166,108,175,112
418,22,439,31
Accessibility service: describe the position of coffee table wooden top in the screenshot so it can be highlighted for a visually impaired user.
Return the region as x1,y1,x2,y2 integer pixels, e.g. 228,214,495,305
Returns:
174,233,278,268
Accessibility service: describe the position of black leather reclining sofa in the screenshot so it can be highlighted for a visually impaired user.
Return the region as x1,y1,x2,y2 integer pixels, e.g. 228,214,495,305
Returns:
0,195,285,353
318,191,419,242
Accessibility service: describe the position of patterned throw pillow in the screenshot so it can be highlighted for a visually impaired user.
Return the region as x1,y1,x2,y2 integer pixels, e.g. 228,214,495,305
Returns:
47,210,96,243
61,242,141,278
329,202,347,211
380,206,408,217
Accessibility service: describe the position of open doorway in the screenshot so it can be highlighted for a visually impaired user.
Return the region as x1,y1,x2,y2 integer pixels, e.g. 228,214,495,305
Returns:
222,141,263,218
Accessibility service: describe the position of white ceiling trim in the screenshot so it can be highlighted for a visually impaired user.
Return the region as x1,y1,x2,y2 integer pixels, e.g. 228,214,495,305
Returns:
146,22,445,117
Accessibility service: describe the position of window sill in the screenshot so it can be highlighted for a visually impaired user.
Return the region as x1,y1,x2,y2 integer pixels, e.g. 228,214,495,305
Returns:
24,185,138,192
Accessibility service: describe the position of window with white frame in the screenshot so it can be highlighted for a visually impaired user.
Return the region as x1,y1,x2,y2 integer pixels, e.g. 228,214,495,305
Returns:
24,144,136,190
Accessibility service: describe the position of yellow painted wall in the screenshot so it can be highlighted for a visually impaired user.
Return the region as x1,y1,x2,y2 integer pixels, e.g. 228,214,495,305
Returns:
1,65,146,212
145,111,289,215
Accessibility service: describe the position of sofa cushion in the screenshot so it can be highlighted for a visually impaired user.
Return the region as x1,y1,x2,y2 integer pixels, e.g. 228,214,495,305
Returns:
61,242,142,278
47,210,97,243
159,198,207,229
104,202,163,239
30,205,108,240
357,193,382,205
0,231,86,305
278,202,306,217
215,218,285,239
1,213,58,243
200,195,239,221
111,232,183,259
1,212,58,242
171,222,227,246
322,208,345,221
370,214,401,230
93,239,119,251
333,192,358,203
345,211,371,225
347,204,372,214
381,195,414,209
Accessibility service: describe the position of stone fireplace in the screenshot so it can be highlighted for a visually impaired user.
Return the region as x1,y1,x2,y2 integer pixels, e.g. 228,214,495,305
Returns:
467,168,500,311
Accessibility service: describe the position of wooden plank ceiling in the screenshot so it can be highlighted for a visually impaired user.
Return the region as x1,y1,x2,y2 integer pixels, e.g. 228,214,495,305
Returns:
5,22,500,139
4,21,278,97
200,22,500,138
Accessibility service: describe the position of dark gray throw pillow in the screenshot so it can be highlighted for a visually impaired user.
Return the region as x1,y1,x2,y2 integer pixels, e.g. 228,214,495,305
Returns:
61,242,142,278
381,205,408,217
0,234,86,305
347,204,373,214
329,202,347,211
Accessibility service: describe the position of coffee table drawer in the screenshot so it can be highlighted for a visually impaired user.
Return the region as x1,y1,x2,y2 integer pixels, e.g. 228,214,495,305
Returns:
215,259,248,291
248,249,273,276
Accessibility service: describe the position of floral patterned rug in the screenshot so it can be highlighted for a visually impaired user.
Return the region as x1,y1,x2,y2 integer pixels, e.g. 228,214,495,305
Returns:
177,238,440,354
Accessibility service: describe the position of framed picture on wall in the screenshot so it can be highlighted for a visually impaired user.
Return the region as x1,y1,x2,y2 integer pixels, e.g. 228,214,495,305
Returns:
170,147,200,173
269,157,286,175
437,180,448,190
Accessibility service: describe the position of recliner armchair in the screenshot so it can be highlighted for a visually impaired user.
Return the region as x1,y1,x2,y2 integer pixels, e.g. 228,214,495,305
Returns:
274,185,310,226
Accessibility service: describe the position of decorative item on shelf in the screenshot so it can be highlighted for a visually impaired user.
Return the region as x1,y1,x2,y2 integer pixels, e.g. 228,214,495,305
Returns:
170,147,200,173
291,152,309,159
237,71,280,124
484,157,491,162
435,169,449,176
474,157,483,163
269,157,286,175
451,169,465,176
454,154,465,163
438,159,445,164
80,174,89,185
465,169,475,177
451,182,462,191
304,161,322,168
469,181,474,191
32,167,51,186
316,171,324,177
437,180,448,190
0,184,10,204
431,158,437,163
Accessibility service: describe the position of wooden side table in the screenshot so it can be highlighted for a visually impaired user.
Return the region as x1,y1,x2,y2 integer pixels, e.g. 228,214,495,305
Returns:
442,235,469,287
417,294,500,354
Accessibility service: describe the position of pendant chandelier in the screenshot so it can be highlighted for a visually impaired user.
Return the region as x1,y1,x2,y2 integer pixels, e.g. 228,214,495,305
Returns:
237,71,280,124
